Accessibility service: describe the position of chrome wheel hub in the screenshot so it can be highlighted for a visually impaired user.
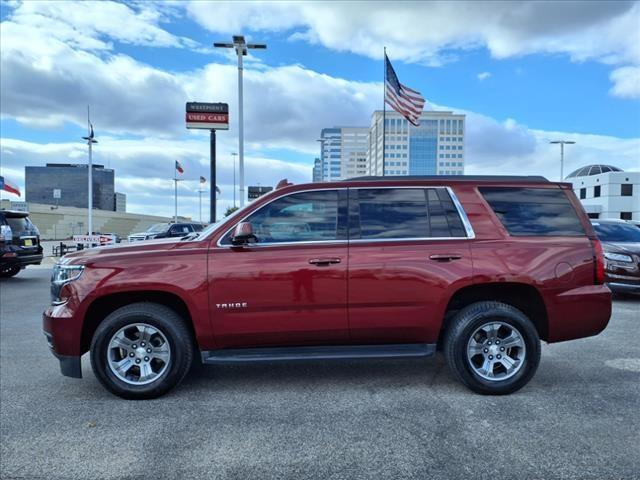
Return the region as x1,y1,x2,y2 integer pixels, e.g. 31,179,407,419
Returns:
107,323,171,385
466,321,526,381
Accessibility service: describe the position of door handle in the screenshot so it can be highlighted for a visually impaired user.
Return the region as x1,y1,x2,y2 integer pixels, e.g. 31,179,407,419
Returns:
429,254,462,262
309,258,341,266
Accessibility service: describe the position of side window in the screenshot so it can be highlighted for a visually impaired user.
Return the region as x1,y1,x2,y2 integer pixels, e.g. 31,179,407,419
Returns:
224,190,340,244
170,225,189,235
479,187,585,236
426,188,466,237
356,189,429,239
354,188,467,240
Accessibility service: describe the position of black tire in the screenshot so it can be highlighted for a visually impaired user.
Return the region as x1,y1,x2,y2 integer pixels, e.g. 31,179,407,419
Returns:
90,302,194,400
0,265,20,278
443,301,541,395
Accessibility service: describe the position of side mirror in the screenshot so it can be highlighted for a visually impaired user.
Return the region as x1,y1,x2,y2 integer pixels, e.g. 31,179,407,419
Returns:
231,222,257,246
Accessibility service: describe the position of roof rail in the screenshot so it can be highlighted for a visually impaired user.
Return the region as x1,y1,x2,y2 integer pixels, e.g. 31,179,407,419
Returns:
345,175,550,182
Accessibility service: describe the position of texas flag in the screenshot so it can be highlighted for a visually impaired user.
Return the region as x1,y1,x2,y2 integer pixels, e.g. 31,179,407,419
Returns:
175,160,184,174
0,175,21,197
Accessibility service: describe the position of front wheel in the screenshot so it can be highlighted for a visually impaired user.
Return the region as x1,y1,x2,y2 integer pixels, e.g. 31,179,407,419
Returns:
443,301,541,395
90,303,194,400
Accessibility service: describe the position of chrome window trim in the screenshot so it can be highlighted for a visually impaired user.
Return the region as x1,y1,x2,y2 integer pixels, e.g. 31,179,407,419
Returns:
349,185,476,241
215,185,476,248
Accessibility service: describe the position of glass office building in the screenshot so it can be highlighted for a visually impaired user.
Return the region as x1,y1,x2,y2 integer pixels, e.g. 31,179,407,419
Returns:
367,110,466,176
315,127,369,181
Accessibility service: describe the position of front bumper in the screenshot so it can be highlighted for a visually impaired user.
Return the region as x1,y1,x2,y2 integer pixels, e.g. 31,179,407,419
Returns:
608,282,640,295
43,304,83,378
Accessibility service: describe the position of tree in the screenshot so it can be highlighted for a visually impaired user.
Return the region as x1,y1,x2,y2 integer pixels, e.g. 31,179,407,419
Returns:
224,206,239,217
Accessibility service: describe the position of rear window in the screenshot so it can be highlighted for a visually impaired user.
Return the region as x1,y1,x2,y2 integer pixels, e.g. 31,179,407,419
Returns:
354,188,466,240
479,187,585,236
5,216,32,233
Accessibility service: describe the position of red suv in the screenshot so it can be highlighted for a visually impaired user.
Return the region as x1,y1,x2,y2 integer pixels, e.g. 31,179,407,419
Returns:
43,176,611,399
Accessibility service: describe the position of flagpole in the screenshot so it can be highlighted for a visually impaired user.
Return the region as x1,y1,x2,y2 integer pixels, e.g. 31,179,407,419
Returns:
382,47,386,177
198,188,202,223
174,166,178,223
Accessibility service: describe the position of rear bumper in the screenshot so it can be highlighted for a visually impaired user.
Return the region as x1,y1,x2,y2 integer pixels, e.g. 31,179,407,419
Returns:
17,253,43,267
546,284,612,343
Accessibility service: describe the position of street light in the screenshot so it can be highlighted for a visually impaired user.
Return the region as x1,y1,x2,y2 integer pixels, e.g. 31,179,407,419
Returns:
214,35,267,208
231,152,238,207
81,106,97,235
550,140,576,181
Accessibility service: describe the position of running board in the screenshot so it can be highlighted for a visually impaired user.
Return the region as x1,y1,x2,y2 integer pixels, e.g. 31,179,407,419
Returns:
201,343,436,364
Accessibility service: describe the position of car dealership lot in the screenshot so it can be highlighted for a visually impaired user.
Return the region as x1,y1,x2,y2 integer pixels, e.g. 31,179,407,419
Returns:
1,268,639,480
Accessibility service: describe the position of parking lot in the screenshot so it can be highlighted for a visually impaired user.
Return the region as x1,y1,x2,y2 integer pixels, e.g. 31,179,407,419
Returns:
1,268,639,480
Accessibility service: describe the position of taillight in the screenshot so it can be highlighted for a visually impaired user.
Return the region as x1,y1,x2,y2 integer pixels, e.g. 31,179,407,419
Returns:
592,238,605,285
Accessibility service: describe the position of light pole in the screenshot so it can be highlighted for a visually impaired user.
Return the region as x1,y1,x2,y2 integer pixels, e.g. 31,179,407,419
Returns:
81,106,97,235
231,152,238,207
214,35,266,208
550,140,576,181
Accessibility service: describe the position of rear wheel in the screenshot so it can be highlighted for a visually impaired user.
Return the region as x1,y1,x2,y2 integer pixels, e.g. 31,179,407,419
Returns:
0,265,20,278
90,303,193,400
443,301,541,395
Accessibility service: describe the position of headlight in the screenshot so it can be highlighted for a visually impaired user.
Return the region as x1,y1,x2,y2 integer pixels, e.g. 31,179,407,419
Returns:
604,252,633,263
51,264,84,305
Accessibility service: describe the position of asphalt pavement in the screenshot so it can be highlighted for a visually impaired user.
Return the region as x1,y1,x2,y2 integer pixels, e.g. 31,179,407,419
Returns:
1,268,639,480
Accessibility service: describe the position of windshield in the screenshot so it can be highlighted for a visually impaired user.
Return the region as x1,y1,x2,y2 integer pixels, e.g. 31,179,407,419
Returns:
592,222,640,243
146,223,168,233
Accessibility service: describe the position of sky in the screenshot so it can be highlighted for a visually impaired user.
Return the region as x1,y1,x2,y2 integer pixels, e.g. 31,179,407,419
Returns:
1,0,639,220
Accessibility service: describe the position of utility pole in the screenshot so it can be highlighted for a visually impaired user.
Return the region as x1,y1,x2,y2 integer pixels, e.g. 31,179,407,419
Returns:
550,140,576,181
231,152,238,207
81,106,97,235
214,36,267,207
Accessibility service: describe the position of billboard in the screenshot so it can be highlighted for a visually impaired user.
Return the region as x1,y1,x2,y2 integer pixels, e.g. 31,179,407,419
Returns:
185,102,229,130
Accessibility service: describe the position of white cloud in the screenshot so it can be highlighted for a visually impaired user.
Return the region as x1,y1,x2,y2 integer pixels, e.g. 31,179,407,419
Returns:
186,1,640,89
477,72,492,81
4,0,198,50
1,0,638,220
0,137,310,219
609,66,640,98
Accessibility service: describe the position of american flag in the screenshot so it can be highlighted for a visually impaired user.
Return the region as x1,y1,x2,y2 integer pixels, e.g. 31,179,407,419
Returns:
385,54,425,126
175,160,184,174
200,176,206,184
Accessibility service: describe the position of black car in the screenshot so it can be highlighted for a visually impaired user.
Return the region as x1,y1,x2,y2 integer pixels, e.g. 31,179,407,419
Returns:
591,219,640,295
127,222,204,242
1,210,44,277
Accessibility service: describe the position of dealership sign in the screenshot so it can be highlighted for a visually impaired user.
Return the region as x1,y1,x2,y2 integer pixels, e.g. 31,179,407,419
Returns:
185,102,229,130
73,234,116,247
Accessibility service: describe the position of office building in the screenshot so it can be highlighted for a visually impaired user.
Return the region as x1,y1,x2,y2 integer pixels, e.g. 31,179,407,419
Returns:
26,163,117,211
114,192,127,212
316,127,369,181
312,158,322,183
566,164,639,220
367,110,466,176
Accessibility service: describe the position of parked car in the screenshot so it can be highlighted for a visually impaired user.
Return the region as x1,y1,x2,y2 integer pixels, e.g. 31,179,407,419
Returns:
43,176,611,399
1,210,43,277
127,222,203,242
591,219,640,295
